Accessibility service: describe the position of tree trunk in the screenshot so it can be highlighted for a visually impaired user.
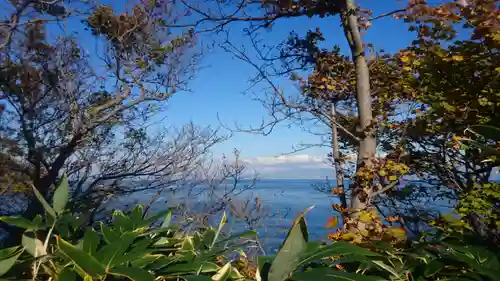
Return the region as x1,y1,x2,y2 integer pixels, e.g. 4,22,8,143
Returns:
340,0,376,218
330,103,347,209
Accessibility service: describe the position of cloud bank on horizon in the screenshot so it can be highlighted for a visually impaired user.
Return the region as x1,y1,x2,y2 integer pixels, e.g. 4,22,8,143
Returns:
241,154,335,179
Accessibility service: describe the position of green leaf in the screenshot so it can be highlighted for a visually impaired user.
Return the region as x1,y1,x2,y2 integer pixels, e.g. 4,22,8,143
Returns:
212,262,232,281
113,238,152,267
22,231,46,257
82,227,99,256
182,236,195,251
58,267,77,281
268,214,309,281
32,185,56,219
213,229,258,247
101,222,120,244
0,216,39,230
96,232,136,268
57,236,106,278
131,254,162,268
161,210,172,228
0,250,22,276
147,255,182,271
257,255,274,279
0,247,20,260
210,212,227,249
32,215,43,230
202,228,216,248
142,208,176,227
292,268,386,281
109,266,155,281
130,205,144,226
424,260,443,277
469,125,500,141
53,174,69,215
297,241,379,268
185,276,213,281
372,260,401,279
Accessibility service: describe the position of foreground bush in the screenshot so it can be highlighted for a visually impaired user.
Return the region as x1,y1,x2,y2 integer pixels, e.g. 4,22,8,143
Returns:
0,177,499,280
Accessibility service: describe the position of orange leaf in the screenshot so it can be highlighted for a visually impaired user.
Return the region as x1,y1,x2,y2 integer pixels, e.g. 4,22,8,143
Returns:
326,216,339,229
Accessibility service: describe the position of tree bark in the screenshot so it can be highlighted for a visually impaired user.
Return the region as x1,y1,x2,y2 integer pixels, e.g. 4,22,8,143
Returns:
340,0,376,217
330,103,347,209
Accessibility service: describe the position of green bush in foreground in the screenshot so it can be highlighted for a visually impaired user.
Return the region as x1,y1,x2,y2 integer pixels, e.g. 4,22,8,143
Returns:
0,176,499,281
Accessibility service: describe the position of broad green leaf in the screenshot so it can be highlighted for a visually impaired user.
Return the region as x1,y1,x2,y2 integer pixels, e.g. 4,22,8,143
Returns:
142,209,175,227
148,255,182,271
113,238,152,266
297,241,379,268
256,255,274,281
161,210,172,228
185,276,213,281
131,254,162,268
372,260,401,279
0,216,39,230
32,185,56,219
158,260,219,275
193,231,202,248
100,222,120,244
96,232,136,268
469,125,500,141
56,220,70,238
22,231,46,257
213,229,258,247
0,250,22,276
130,205,144,226
229,267,244,279
202,228,216,248
82,227,99,255
53,174,69,215
424,260,443,277
113,210,133,232
0,247,20,260
182,236,195,251
268,215,309,281
292,268,386,281
32,215,43,230
58,267,77,281
210,212,227,249
57,236,106,278
211,262,231,281
109,266,155,281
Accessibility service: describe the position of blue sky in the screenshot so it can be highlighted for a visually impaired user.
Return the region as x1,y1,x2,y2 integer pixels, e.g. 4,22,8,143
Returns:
2,0,454,178
153,0,417,177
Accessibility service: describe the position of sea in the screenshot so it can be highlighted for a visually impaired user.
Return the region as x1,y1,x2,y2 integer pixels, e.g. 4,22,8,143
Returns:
109,179,338,252
109,178,451,253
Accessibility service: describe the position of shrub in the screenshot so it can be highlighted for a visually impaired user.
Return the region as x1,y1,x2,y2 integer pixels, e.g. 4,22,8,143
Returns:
0,177,499,281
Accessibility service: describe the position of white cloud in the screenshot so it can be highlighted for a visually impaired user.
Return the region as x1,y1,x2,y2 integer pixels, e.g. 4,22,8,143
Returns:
246,154,326,166
242,154,332,179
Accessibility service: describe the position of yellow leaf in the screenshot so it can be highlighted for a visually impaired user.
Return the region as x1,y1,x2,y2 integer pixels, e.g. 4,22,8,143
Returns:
379,169,387,177
451,55,464,61
388,175,397,181
386,227,406,240
359,211,373,223
326,216,339,229
400,56,410,63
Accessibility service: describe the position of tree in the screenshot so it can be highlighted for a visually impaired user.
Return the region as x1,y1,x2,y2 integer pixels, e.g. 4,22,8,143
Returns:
388,0,500,242
175,0,500,241
175,0,383,227
0,0,221,243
